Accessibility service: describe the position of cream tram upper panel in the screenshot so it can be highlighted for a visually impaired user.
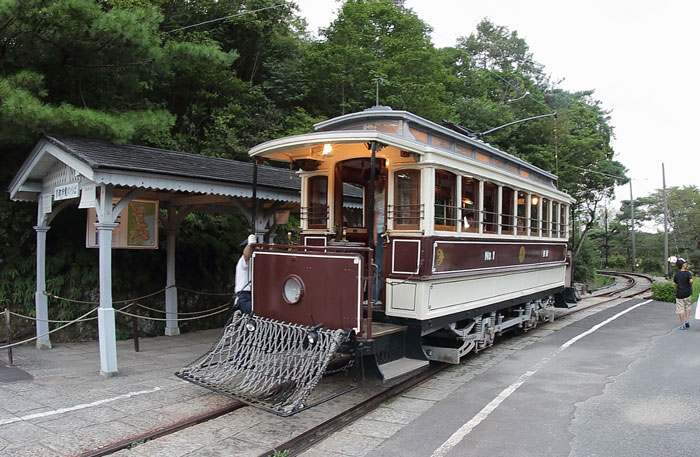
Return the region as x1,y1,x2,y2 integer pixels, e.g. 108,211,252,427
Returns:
249,107,574,204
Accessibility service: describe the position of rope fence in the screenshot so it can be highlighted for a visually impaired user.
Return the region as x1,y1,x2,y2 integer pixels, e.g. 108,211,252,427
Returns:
2,286,235,362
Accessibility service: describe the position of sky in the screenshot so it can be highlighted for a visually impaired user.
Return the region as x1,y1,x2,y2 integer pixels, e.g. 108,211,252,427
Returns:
294,0,700,214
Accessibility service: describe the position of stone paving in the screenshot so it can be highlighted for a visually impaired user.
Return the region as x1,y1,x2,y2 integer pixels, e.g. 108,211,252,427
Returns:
0,291,640,457
0,328,235,456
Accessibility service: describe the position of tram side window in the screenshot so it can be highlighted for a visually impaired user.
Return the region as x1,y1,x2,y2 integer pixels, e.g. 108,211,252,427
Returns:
307,176,328,228
552,201,559,237
502,187,515,234
517,191,527,235
435,170,457,230
394,169,421,229
560,204,568,238
530,195,540,236
461,177,479,233
483,182,498,234
542,198,550,237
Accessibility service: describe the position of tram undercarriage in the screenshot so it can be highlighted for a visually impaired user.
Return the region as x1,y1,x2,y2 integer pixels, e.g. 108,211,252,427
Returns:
420,296,556,364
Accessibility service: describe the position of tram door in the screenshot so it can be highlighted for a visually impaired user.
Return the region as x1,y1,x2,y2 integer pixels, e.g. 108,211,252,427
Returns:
333,158,387,246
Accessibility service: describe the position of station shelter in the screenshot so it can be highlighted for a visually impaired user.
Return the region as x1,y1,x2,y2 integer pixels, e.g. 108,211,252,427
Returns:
7,134,300,376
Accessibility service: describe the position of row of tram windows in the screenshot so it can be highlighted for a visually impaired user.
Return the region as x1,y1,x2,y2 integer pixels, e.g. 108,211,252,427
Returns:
303,168,569,238
435,170,569,238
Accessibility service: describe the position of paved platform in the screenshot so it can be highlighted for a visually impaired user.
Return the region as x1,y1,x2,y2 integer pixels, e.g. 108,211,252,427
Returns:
0,328,235,456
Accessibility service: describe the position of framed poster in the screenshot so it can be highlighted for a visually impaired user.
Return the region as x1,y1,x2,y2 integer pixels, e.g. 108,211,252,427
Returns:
86,199,159,249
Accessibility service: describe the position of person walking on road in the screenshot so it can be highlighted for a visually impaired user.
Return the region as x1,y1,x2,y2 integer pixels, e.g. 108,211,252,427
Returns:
673,258,693,330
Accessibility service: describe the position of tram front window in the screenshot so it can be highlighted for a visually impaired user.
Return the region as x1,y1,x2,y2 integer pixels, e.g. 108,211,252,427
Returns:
394,169,421,229
307,175,328,228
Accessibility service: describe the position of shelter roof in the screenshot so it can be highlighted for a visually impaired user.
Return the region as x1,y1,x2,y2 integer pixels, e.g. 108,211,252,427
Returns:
9,134,301,203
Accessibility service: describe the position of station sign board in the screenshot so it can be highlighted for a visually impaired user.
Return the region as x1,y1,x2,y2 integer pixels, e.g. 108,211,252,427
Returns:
86,199,159,249
54,182,80,201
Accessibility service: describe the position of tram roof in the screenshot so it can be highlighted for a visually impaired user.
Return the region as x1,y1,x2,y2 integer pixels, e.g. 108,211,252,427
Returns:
250,106,559,184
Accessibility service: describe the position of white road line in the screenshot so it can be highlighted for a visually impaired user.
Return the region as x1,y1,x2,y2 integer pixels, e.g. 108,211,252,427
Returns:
0,386,161,427
431,299,652,457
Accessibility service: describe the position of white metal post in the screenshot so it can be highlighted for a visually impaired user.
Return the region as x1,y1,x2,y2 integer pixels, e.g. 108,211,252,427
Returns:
33,225,51,349
164,227,180,336
96,222,119,376
95,184,119,376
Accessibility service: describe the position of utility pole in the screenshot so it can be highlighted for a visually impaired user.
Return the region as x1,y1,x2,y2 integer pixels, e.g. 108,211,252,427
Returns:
604,203,609,268
630,181,636,272
663,163,669,278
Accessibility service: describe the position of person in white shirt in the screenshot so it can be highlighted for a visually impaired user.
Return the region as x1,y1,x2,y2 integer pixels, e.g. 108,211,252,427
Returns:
233,234,256,315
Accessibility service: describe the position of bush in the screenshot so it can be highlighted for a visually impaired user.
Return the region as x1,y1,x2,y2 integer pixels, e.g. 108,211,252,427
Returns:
651,281,676,303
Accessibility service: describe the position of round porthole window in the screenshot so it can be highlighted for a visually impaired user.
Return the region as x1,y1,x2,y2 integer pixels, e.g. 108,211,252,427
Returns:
282,275,304,304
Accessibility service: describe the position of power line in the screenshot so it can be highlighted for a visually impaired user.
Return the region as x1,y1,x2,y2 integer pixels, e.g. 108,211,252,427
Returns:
567,164,646,182
166,4,286,34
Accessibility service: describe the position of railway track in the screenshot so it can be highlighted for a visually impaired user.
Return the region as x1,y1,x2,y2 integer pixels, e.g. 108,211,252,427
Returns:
84,271,653,457
259,271,654,457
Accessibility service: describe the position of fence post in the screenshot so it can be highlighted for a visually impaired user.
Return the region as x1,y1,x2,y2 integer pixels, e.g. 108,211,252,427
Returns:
132,314,140,352
4,308,13,365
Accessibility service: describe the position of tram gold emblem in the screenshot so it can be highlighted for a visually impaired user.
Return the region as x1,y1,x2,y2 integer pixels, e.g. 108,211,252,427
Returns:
436,248,445,266
519,246,526,263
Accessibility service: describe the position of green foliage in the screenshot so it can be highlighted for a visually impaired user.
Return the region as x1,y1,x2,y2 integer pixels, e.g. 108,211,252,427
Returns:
305,0,455,120
651,279,700,304
651,281,676,303
1,2,631,342
572,236,602,283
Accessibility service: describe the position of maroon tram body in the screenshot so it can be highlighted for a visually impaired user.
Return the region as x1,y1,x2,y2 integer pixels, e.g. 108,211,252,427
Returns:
246,106,576,382
179,106,578,416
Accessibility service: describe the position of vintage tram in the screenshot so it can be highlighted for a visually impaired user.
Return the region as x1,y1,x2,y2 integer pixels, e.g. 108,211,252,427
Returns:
178,106,576,416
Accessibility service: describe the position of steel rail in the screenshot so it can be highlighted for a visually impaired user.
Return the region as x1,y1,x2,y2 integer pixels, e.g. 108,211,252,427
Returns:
261,363,450,457
75,402,245,457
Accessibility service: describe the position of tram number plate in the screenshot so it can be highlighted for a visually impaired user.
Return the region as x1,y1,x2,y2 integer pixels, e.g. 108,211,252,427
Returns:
484,250,496,261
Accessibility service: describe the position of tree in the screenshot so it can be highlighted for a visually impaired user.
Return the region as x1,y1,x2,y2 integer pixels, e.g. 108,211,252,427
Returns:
636,186,700,269
305,0,456,121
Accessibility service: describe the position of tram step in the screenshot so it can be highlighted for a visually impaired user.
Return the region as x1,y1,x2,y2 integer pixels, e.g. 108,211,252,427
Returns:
377,357,429,382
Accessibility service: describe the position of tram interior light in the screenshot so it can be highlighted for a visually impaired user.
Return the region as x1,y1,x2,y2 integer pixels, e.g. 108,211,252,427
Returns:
322,143,334,157
531,196,539,205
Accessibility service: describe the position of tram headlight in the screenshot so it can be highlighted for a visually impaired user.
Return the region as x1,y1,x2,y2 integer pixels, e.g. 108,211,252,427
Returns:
304,324,323,349
245,318,257,332
282,275,304,304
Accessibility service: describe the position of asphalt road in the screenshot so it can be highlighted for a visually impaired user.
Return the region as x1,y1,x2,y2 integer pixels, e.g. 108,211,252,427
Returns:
366,299,700,457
